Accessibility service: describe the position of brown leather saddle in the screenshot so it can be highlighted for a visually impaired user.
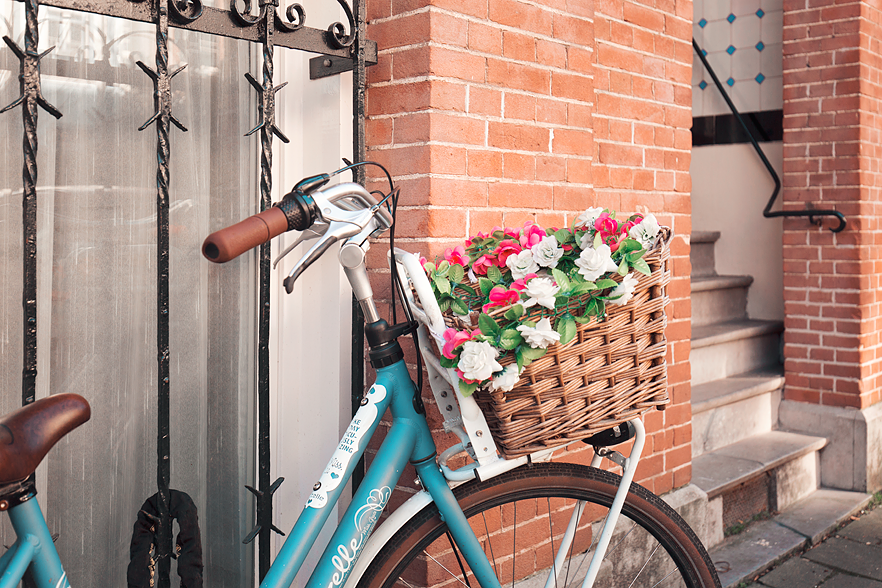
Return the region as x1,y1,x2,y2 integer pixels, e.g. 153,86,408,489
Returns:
0,394,91,485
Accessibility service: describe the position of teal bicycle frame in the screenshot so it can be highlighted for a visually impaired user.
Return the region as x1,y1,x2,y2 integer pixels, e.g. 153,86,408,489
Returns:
0,354,502,588
260,359,501,588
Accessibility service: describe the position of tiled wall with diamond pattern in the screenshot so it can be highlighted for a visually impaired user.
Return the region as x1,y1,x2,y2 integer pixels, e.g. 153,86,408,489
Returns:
692,0,783,117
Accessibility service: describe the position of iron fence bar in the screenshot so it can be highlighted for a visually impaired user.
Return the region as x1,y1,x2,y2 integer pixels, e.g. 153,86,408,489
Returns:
2,0,62,410
134,0,190,583
692,38,846,233
349,0,366,492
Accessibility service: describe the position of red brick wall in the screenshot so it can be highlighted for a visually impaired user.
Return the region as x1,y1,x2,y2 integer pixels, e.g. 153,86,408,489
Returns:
365,0,693,495
782,0,882,409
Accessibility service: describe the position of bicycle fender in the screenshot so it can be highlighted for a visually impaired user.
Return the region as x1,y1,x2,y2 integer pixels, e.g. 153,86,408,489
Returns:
341,489,434,588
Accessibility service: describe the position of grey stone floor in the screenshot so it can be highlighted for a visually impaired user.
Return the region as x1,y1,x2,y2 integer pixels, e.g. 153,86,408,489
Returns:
740,500,882,588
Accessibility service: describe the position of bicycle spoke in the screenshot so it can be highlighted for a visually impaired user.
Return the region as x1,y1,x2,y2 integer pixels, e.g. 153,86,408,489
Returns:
421,548,472,588
627,542,661,588
482,510,499,578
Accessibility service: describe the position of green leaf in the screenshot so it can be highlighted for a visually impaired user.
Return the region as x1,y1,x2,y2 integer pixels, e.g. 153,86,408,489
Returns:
574,314,593,324
455,282,477,297
487,265,503,283
499,329,523,350
626,249,645,263
556,313,577,346
618,239,643,255
423,261,436,273
450,297,469,315
521,346,548,360
478,313,501,337
438,297,452,313
551,268,570,292
584,297,598,316
595,278,617,289
478,278,495,297
433,276,451,294
516,349,526,371
595,299,606,317
593,232,602,249
448,264,465,284
573,281,598,294
554,229,573,245
437,260,450,272
504,304,525,321
617,258,629,276
439,355,458,368
632,258,651,276
459,380,480,397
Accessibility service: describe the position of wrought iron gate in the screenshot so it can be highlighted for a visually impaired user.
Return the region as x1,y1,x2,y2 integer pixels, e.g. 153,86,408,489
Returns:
1,0,375,583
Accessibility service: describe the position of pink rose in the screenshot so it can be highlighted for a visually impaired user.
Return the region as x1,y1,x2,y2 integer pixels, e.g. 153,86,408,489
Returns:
442,328,476,359
455,368,479,384
511,273,538,291
520,223,547,248
482,286,521,313
444,245,469,267
594,212,619,239
493,239,523,268
419,256,429,272
605,232,627,253
623,214,644,234
472,254,497,275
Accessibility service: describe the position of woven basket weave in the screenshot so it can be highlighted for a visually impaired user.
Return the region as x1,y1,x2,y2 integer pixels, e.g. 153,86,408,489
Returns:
445,228,672,458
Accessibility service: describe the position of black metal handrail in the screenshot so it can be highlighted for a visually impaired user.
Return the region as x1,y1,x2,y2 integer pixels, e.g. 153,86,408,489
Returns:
692,39,846,233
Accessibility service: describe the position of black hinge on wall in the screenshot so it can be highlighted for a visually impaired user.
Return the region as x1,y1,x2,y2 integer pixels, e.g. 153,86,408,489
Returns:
309,45,378,80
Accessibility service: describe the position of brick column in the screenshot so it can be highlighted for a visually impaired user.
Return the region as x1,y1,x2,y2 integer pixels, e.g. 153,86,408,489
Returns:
780,0,882,491
365,0,693,494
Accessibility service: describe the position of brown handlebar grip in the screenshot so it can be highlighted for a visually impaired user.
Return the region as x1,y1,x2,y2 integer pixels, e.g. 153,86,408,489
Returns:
202,207,289,263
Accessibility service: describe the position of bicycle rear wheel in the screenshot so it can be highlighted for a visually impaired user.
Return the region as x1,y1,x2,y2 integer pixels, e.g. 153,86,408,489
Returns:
358,462,720,588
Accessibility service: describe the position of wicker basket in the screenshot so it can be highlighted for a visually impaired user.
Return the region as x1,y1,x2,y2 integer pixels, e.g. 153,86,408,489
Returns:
443,228,672,458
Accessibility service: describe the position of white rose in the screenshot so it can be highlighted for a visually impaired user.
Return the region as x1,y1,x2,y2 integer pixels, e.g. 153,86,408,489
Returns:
516,317,561,349
506,249,540,280
628,214,660,248
522,277,560,310
575,244,618,281
490,364,521,392
579,231,595,250
457,340,503,382
531,235,564,268
609,273,639,306
574,207,604,229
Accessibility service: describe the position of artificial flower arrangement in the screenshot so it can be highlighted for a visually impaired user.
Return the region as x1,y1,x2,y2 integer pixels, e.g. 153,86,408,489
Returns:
420,208,662,397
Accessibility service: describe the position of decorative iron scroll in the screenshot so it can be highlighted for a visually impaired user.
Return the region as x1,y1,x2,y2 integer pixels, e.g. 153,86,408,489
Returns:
12,0,370,55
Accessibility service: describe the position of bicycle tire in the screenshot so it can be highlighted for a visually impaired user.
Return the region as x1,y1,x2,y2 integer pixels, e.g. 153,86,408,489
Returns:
358,462,720,588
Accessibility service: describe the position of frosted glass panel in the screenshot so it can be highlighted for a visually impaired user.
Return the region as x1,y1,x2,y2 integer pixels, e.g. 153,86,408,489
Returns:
1,5,258,586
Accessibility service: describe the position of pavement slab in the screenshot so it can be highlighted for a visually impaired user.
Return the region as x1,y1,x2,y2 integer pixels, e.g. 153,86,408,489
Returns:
758,557,834,588
803,537,882,582
710,520,807,588
820,573,882,588
775,489,872,545
839,507,882,546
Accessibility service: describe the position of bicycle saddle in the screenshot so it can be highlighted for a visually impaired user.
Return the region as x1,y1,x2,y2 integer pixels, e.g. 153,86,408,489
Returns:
0,394,91,484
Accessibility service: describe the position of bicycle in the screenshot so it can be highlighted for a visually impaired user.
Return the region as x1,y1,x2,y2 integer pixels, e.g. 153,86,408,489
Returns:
0,163,721,588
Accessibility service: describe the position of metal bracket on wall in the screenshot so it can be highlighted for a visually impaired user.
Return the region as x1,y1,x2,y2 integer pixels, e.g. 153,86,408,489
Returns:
309,44,377,80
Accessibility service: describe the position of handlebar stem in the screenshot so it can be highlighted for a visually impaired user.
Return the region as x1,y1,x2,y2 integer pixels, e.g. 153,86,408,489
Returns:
339,242,381,323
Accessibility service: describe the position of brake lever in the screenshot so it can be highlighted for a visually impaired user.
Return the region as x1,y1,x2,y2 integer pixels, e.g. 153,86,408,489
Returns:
272,223,328,269
282,210,374,293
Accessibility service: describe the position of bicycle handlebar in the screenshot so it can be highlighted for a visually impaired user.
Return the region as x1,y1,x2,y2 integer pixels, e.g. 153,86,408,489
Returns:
201,179,394,292
202,189,319,263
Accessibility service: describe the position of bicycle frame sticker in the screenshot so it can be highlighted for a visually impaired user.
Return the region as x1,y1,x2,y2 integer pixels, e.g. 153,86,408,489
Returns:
307,384,388,509
329,486,392,587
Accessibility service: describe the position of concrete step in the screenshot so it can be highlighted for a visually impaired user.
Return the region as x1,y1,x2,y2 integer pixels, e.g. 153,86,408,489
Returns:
693,431,827,540
692,368,785,458
708,488,872,588
692,274,753,327
691,231,721,278
691,319,784,386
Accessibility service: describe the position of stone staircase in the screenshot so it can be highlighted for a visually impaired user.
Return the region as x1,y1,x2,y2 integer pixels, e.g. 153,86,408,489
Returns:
688,232,870,586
